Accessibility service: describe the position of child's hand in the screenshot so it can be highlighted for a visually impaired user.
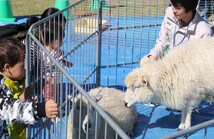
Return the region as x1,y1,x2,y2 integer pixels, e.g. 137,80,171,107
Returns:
45,99,58,118
66,61,73,67
46,75,55,85
20,86,34,102
63,60,73,68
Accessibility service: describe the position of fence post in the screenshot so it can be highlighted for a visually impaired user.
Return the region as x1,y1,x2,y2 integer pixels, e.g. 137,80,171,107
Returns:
88,0,109,11
0,0,16,22
55,0,69,17
96,0,103,86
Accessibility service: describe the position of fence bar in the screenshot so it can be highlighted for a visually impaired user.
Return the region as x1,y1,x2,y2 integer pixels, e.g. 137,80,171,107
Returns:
96,0,103,86
163,119,214,139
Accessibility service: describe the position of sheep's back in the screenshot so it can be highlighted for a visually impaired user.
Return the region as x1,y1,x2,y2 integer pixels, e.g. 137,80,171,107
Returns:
163,37,214,99
141,37,214,109
97,88,137,134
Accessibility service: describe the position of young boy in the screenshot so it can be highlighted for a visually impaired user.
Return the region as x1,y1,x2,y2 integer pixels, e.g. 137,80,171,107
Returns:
147,0,213,61
0,37,58,139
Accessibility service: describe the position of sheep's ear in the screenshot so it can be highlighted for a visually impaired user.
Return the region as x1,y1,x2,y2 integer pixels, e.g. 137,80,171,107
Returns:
68,95,73,101
95,94,103,102
90,87,103,102
71,94,81,103
68,94,80,103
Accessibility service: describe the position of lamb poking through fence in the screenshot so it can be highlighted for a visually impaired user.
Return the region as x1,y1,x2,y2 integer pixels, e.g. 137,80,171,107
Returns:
66,94,88,139
67,87,137,139
82,87,137,138
124,37,214,130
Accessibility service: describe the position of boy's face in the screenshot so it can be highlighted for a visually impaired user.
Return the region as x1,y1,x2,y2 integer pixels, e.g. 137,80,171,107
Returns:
8,60,25,80
172,5,190,21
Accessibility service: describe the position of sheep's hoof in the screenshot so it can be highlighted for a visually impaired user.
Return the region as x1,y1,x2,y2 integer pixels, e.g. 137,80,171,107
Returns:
178,123,185,131
127,130,133,136
177,128,182,131
183,134,189,139
176,129,190,138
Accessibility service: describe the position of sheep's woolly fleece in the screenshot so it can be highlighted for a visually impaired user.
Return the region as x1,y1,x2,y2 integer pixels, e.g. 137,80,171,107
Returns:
82,87,137,139
86,87,137,135
67,87,137,139
124,37,214,130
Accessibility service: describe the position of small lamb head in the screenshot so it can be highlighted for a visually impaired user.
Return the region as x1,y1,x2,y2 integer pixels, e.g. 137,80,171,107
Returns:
81,89,103,134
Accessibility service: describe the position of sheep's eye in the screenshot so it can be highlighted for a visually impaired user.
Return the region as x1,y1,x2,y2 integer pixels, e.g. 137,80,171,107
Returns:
134,85,142,89
76,105,80,110
142,80,147,85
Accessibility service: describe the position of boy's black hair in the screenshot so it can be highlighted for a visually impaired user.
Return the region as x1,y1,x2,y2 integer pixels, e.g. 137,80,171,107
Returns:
0,38,25,72
170,0,199,13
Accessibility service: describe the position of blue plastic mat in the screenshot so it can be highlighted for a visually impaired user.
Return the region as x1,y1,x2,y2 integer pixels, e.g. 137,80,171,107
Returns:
132,102,214,138
34,97,214,139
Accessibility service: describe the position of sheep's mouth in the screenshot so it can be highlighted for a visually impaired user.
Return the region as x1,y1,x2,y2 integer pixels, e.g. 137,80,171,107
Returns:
83,123,92,133
144,102,160,107
124,101,134,108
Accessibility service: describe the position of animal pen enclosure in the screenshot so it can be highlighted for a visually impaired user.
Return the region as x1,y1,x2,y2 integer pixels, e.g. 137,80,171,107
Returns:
25,0,214,139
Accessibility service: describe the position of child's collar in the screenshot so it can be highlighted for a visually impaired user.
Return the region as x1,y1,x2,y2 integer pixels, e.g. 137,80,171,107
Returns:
0,73,24,98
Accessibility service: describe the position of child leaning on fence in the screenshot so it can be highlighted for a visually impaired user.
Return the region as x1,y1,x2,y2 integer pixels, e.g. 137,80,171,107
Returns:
0,38,58,139
40,22,73,102
39,7,73,102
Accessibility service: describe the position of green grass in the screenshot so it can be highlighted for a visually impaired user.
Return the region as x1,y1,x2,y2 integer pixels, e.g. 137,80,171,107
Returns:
11,0,167,17
11,0,55,16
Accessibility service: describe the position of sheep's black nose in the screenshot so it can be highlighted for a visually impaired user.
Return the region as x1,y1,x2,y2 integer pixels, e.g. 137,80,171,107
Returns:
124,101,128,107
88,123,91,129
85,123,91,130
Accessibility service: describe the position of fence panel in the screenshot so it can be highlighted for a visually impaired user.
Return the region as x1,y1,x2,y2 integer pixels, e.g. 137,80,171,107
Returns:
26,1,129,139
25,0,214,139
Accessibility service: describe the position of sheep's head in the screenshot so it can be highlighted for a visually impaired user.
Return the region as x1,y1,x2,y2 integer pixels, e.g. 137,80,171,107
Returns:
82,88,104,134
68,94,89,133
124,67,155,107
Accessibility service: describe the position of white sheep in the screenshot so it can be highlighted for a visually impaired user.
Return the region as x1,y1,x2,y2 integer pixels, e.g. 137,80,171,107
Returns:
67,87,137,139
82,87,137,139
124,37,214,130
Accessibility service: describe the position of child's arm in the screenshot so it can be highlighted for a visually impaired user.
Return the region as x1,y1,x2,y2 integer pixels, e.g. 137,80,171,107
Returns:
62,59,73,68
0,88,58,124
19,86,34,101
19,86,58,118
57,50,73,68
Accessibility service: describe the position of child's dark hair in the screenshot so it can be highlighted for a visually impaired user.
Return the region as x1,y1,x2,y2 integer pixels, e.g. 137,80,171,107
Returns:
0,38,25,72
170,0,199,13
40,22,64,45
41,7,66,26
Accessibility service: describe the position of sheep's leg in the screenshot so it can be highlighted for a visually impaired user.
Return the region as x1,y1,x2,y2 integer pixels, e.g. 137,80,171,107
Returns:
184,110,192,129
178,109,187,130
127,129,134,136
66,113,73,139
179,109,192,138
82,115,88,133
